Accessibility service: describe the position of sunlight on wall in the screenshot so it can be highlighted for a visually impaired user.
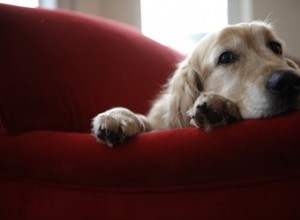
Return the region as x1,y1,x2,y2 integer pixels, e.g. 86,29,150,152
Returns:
0,0,38,7
141,0,228,53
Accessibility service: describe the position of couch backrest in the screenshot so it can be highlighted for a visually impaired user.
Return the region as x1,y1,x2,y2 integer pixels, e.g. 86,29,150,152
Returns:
0,4,184,134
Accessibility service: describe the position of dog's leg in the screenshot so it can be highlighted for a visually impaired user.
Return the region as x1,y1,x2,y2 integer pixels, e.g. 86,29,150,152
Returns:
92,107,152,146
188,93,241,132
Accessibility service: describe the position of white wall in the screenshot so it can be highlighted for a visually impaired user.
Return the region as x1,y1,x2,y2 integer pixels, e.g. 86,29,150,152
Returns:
55,0,300,58
55,0,141,28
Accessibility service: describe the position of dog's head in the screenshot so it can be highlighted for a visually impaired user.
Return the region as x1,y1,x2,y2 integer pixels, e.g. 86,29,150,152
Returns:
186,21,300,119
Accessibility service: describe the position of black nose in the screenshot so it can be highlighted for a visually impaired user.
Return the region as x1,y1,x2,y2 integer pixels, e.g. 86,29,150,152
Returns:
266,71,300,99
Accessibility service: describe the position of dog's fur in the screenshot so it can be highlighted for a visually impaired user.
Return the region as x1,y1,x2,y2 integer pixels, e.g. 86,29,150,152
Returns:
92,21,300,146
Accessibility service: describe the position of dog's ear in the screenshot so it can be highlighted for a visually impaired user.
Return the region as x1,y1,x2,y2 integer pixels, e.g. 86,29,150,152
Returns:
169,61,203,100
193,68,203,92
166,61,203,127
285,58,300,71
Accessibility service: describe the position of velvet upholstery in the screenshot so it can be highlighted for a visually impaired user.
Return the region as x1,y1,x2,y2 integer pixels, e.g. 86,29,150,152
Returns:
0,4,300,220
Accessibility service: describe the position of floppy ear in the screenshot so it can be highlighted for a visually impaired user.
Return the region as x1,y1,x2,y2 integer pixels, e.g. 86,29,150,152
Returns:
285,58,300,71
166,60,203,127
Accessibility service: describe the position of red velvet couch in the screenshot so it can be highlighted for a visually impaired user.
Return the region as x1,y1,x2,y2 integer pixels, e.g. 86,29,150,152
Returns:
1,4,300,220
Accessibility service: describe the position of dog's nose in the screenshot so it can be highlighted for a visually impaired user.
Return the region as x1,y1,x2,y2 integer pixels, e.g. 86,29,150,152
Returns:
266,71,300,99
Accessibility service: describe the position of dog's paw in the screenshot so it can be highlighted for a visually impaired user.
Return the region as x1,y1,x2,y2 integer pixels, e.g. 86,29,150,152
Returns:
92,107,147,147
188,93,241,131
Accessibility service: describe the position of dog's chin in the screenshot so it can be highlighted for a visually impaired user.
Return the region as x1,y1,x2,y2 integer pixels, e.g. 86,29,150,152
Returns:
263,105,295,118
240,99,298,119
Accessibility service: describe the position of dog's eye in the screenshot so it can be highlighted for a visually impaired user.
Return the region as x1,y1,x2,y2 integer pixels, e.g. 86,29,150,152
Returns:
269,41,282,55
218,52,236,65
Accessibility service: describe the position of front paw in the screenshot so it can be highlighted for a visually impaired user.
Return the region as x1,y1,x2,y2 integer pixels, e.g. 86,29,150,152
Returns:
92,108,146,146
188,93,241,131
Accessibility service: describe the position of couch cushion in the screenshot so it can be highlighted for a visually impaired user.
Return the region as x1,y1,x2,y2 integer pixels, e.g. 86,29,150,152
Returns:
1,112,300,187
0,4,183,133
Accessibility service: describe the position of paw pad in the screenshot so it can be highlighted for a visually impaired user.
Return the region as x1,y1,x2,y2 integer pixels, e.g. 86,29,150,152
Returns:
97,129,124,146
197,103,223,124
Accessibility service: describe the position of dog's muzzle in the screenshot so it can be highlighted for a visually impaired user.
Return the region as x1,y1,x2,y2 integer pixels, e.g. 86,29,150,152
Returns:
266,71,300,99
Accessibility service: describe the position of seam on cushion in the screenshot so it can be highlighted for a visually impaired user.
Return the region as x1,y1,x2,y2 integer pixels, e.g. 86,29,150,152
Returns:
1,169,300,194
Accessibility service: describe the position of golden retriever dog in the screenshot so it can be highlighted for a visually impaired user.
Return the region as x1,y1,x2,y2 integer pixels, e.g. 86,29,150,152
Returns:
92,21,300,146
